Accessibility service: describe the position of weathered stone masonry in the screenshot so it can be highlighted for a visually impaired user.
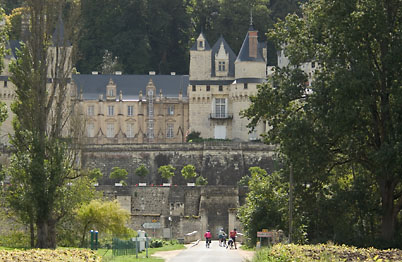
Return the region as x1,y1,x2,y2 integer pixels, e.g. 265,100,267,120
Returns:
81,142,275,241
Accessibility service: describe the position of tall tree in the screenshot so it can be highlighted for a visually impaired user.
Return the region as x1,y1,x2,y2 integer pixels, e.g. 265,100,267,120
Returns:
7,0,83,248
77,0,150,74
244,0,402,244
147,0,191,74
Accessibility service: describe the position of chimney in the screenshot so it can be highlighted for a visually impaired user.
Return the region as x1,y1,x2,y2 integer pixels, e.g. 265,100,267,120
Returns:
92,71,98,75
115,71,122,75
170,72,176,75
249,30,258,58
149,71,156,75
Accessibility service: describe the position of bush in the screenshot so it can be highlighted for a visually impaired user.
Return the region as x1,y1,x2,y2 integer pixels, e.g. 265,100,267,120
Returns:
0,230,30,248
150,239,163,248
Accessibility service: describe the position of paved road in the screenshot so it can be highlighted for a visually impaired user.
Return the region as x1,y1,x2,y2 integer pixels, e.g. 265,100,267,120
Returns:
170,240,246,262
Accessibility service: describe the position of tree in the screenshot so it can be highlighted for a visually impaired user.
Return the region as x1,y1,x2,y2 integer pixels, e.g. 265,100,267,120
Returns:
109,167,128,185
243,0,402,244
181,164,197,180
195,175,208,186
238,167,288,245
158,164,175,182
7,0,82,248
135,164,149,179
75,199,132,247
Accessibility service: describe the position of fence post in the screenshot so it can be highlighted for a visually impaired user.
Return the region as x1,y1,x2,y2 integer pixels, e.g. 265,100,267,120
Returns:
136,237,138,258
95,231,98,250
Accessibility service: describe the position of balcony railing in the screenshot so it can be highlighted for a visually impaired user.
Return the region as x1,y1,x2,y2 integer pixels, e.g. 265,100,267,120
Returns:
209,113,233,119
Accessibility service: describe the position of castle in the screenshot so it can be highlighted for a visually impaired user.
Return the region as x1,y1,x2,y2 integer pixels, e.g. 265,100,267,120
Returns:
0,22,275,240
0,23,268,145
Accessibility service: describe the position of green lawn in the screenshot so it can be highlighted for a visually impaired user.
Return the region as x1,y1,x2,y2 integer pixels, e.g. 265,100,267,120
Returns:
0,243,185,262
97,243,185,262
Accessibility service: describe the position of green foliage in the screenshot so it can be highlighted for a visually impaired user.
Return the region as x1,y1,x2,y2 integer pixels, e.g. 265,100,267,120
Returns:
244,0,402,245
135,164,149,178
5,7,24,40
186,131,202,142
150,239,163,248
253,244,402,262
75,199,133,247
158,165,175,180
86,168,103,182
0,230,30,248
195,175,208,186
238,167,288,245
181,164,197,180
109,167,128,184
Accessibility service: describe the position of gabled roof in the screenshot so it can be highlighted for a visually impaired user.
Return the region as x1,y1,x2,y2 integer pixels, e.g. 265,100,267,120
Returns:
6,40,21,59
211,35,237,77
52,16,71,47
236,28,266,63
190,32,211,51
72,74,189,101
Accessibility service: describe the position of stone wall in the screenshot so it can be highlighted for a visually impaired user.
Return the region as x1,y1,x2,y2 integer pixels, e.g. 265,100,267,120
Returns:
81,142,275,186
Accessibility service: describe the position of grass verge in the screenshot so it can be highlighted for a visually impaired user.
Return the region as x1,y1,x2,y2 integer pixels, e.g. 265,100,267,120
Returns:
97,243,185,262
252,243,402,262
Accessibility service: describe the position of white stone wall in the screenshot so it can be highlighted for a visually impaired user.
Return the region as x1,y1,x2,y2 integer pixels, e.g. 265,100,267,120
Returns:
234,61,266,79
189,50,212,80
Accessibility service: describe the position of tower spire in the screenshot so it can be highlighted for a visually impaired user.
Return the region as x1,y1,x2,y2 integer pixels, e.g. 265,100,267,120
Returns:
249,9,255,31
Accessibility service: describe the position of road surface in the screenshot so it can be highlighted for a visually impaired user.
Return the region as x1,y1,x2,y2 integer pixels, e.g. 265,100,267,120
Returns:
159,240,252,262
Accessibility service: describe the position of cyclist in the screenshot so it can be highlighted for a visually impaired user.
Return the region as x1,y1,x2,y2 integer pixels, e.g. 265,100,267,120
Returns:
204,230,212,248
218,228,226,247
229,228,237,249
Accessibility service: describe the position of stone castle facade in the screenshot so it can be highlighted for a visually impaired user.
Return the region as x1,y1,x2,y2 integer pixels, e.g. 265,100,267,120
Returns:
0,23,269,145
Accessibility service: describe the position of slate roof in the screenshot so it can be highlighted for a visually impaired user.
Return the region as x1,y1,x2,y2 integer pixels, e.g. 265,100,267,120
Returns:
5,40,21,59
72,74,189,101
236,27,266,63
52,16,71,47
190,32,211,50
211,35,237,77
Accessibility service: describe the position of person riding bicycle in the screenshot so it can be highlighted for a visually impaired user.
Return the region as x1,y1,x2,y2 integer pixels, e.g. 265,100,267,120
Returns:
218,228,226,247
204,230,212,248
229,228,237,249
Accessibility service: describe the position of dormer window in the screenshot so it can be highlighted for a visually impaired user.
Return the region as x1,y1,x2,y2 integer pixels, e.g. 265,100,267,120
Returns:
215,42,229,77
106,78,117,100
199,41,203,48
218,61,226,71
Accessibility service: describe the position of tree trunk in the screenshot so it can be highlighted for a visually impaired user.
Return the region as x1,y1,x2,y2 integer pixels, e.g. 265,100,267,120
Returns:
30,217,35,248
47,218,57,249
36,220,48,248
380,179,397,242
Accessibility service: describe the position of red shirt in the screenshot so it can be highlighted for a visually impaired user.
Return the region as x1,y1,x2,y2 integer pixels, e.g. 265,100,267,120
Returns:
204,231,212,238
229,230,237,238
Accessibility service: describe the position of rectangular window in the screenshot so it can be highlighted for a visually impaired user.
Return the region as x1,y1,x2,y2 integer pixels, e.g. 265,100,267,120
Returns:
108,105,114,116
192,85,196,91
215,98,226,118
218,61,226,71
244,83,248,89
108,88,114,97
219,85,223,92
107,123,115,138
167,123,174,138
167,105,174,116
87,123,94,137
127,105,134,116
126,123,134,138
87,105,95,116
206,85,210,91
4,81,7,88
311,62,316,68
